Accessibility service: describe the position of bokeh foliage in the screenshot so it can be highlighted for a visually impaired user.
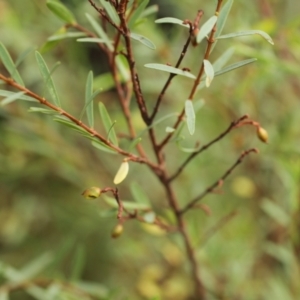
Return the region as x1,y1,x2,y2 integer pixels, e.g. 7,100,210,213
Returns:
0,0,299,299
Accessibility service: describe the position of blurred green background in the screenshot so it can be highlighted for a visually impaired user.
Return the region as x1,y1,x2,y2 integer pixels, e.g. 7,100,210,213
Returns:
0,0,299,299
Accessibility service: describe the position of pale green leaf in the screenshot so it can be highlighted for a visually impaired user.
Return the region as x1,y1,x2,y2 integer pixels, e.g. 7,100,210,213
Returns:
46,0,76,24
197,16,218,43
70,245,86,280
141,5,158,18
28,107,59,114
0,42,24,86
185,100,195,135
130,32,156,49
1,91,26,106
128,0,149,28
130,182,151,206
128,137,142,151
214,58,257,76
76,37,109,44
217,30,274,45
155,17,189,28
94,73,115,92
99,0,120,25
166,127,175,133
35,51,61,107
143,212,156,223
99,102,118,146
54,117,88,134
212,47,235,72
91,140,117,154
144,63,196,79
203,59,214,87
85,71,94,128
15,46,35,67
0,291,9,300
85,13,113,50
48,32,86,41
261,199,290,226
0,90,35,101
115,55,130,81
215,0,234,37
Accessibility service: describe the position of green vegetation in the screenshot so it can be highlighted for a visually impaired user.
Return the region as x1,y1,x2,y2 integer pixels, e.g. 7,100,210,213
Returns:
0,1,299,299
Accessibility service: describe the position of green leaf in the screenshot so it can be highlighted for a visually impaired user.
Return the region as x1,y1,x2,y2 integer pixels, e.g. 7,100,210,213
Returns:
94,73,115,92
76,37,109,44
0,42,24,86
143,212,156,223
144,63,196,79
130,32,156,49
214,58,257,77
85,13,113,51
99,0,120,25
141,5,158,18
0,291,9,300
91,140,117,154
103,196,151,210
85,71,94,128
155,17,189,28
28,107,59,114
215,0,234,37
46,0,76,24
15,46,35,67
165,127,175,133
261,199,290,226
128,0,149,28
35,51,61,107
40,27,67,53
1,91,26,106
130,182,151,206
115,55,130,81
203,59,214,87
212,47,235,72
197,16,218,44
70,245,86,280
185,100,196,135
47,32,86,41
54,117,88,133
176,142,201,153
0,90,35,101
99,102,118,146
217,30,274,45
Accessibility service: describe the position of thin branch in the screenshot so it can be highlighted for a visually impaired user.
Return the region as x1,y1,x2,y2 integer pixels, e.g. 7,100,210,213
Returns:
180,148,258,215
168,115,249,182
158,1,223,151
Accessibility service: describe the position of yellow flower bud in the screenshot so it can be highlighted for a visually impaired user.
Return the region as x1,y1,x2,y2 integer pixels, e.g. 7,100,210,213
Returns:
256,126,268,143
81,187,101,199
113,160,129,185
111,224,123,238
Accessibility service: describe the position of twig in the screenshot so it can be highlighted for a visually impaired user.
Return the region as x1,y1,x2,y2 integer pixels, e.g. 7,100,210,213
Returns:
180,148,258,215
168,115,249,182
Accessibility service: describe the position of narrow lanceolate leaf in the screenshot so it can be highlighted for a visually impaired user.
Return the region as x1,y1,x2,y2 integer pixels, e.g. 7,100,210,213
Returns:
48,32,86,42
217,30,274,45
77,37,108,44
141,5,158,18
85,13,113,51
113,160,129,185
155,17,189,28
28,107,59,114
85,71,94,128
197,16,218,44
185,100,196,135
91,140,117,154
99,102,118,146
214,58,257,77
128,0,149,28
130,33,156,50
212,47,235,72
203,59,214,87
46,0,76,24
16,47,35,67
144,63,196,79
35,51,61,107
0,42,24,86
0,90,35,101
1,91,26,106
99,0,119,25
215,0,234,37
